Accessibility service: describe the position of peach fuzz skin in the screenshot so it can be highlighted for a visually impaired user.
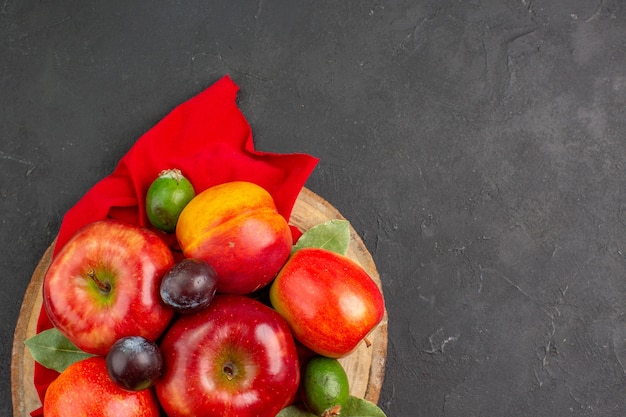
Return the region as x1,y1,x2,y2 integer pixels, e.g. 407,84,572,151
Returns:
176,181,292,295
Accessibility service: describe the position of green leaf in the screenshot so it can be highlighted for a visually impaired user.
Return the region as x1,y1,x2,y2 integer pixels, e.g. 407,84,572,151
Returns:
293,219,351,255
342,396,388,417
276,405,315,417
24,328,94,373
276,396,387,417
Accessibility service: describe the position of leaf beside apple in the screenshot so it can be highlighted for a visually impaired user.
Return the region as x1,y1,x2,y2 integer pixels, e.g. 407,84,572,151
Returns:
24,328,95,373
25,220,353,376
276,395,387,417
292,219,350,255
25,216,384,416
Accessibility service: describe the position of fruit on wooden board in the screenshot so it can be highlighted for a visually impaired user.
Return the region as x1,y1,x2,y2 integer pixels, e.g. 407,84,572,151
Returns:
30,181,387,417
270,247,385,358
159,258,218,314
43,356,161,417
302,356,350,417
176,181,292,295
155,295,300,417
43,219,175,356
106,336,163,392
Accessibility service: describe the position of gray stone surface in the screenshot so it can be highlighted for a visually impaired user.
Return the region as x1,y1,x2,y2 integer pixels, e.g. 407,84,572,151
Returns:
2,1,625,416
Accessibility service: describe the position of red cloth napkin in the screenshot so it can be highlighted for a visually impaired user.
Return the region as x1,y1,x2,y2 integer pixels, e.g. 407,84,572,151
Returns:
30,75,318,416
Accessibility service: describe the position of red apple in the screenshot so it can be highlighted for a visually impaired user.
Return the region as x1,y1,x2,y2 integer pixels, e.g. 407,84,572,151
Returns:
43,356,161,417
43,219,175,356
155,294,300,417
269,247,385,358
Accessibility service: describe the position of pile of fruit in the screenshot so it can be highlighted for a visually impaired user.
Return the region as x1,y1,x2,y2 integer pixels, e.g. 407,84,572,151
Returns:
27,169,386,417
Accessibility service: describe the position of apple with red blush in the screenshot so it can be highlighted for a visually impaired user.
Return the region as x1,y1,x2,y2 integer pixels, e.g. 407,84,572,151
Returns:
43,356,161,417
270,247,385,358
43,219,175,356
155,294,300,417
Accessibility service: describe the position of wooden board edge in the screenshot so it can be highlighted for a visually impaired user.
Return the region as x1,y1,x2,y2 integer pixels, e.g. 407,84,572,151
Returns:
11,243,53,416
11,188,388,414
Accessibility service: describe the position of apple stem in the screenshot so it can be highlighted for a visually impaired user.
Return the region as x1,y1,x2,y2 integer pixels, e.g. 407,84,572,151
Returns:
87,269,111,293
364,337,372,348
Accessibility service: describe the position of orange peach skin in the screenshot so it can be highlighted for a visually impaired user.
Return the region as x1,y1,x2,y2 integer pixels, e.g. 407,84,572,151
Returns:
175,181,292,295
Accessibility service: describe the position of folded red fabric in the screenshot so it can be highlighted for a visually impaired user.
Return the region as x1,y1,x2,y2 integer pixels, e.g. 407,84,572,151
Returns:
30,75,318,416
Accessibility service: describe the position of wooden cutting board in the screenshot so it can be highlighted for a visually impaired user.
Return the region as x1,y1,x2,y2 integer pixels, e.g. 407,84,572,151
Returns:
11,187,388,416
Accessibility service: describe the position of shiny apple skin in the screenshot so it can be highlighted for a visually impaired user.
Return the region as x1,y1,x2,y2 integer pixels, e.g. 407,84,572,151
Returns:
43,219,175,356
269,248,385,358
155,295,300,417
43,356,160,417
175,181,292,295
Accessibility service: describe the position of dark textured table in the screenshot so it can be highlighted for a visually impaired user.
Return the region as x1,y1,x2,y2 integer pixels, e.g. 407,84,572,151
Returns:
2,1,625,416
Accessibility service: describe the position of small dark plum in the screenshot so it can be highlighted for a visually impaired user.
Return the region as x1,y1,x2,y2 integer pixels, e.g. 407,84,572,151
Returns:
160,258,218,314
106,336,163,391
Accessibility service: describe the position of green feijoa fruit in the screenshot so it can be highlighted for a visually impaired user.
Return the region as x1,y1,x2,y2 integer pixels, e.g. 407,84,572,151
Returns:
302,356,350,417
146,169,195,233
